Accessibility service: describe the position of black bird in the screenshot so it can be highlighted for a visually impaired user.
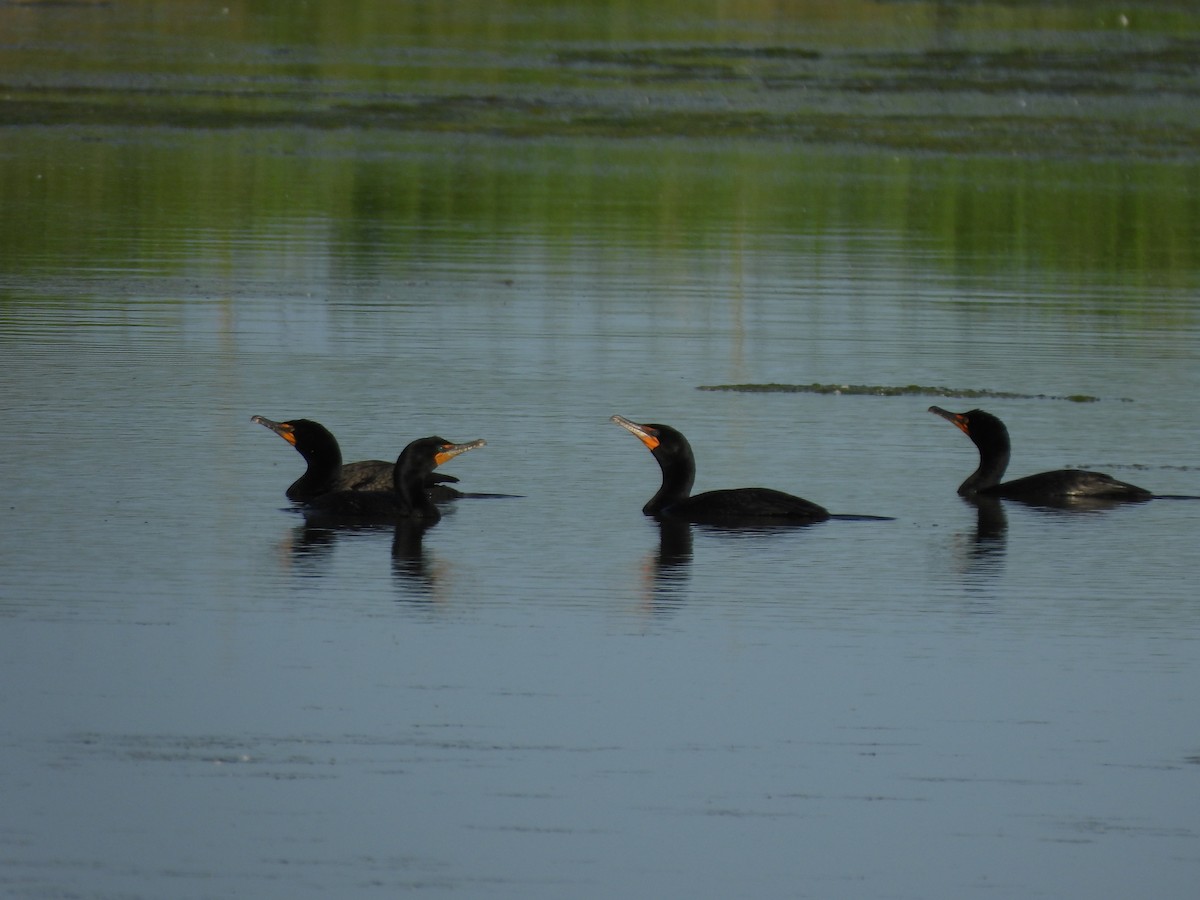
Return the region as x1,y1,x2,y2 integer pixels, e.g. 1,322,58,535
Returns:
252,416,459,501
611,415,830,525
302,436,485,526
928,407,1151,502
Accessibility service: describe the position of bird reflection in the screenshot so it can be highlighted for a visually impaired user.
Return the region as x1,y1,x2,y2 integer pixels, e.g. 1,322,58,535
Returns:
271,518,446,599
969,494,1007,542
391,518,442,601
963,494,1007,571
271,518,453,603
279,522,341,573
653,516,694,577
638,517,694,615
956,488,1161,584
943,496,1007,603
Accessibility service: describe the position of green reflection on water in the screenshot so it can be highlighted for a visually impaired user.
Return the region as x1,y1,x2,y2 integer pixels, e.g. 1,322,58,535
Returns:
1,0,1199,319
3,131,1197,302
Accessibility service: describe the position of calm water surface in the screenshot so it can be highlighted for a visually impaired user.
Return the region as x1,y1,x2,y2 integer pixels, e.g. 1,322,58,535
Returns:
3,3,1200,898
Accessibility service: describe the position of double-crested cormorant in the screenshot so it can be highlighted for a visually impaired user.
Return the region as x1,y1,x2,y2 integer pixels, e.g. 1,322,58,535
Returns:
303,436,485,525
252,415,459,501
928,406,1151,502
611,415,830,524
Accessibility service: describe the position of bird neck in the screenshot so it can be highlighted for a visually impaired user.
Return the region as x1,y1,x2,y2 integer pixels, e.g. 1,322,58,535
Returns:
393,461,441,520
960,445,1010,496
296,440,343,491
645,454,695,515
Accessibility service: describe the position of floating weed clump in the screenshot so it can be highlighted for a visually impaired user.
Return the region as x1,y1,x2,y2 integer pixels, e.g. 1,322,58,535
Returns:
697,383,1101,402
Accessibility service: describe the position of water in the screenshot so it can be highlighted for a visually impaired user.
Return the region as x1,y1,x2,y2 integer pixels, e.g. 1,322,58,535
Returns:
3,3,1200,898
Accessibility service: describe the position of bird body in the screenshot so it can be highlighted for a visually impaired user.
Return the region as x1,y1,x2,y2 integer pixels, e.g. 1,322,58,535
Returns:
664,487,831,524
302,436,485,526
985,469,1149,501
611,415,830,525
252,416,459,501
928,407,1151,502
334,459,402,494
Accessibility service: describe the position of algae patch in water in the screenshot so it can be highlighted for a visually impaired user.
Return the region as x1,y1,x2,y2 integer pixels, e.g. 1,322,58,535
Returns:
697,383,1100,402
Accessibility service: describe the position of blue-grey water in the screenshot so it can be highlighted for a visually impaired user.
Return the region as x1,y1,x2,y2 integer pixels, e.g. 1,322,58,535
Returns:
4,3,1200,898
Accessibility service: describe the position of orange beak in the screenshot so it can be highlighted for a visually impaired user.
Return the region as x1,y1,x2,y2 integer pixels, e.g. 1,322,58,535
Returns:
928,406,970,436
434,439,486,467
251,415,298,446
611,415,661,451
